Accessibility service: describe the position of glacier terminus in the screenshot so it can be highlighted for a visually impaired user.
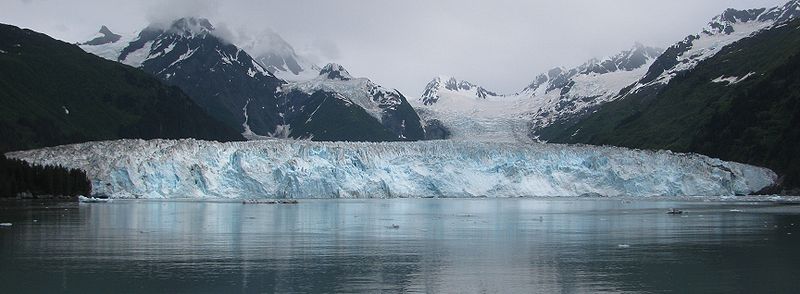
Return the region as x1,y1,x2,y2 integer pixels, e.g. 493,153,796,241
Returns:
7,139,777,199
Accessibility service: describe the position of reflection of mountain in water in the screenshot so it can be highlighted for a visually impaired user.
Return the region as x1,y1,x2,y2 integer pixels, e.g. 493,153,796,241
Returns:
3,199,799,293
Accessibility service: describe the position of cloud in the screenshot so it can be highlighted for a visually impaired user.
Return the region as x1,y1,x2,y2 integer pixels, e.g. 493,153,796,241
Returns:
144,0,220,26
0,0,790,95
309,39,341,60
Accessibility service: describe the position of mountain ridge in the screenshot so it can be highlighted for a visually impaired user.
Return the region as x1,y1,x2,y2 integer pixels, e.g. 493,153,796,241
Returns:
539,15,800,191
0,23,244,152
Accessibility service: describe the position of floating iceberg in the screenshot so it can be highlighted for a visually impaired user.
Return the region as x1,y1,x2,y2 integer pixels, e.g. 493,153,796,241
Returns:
7,139,776,199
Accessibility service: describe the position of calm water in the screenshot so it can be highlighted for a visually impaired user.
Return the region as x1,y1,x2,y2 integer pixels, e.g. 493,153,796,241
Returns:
1,198,799,294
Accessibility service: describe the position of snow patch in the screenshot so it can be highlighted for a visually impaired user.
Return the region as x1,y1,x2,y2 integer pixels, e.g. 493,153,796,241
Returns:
148,42,176,59
120,40,154,67
285,72,401,123
163,45,197,71
80,31,137,62
712,72,757,85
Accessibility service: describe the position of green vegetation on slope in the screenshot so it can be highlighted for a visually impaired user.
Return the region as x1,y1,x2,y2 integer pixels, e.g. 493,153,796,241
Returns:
540,19,800,190
0,23,244,152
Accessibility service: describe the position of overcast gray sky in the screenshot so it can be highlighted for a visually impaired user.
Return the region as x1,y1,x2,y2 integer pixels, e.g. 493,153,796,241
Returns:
0,0,787,96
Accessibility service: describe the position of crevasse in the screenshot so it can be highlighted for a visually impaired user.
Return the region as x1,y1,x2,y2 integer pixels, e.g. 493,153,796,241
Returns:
7,139,777,199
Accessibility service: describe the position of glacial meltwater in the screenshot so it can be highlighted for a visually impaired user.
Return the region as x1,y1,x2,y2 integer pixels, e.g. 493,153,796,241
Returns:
1,198,799,293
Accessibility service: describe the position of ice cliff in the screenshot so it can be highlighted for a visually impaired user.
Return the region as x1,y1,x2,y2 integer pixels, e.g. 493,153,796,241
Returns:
7,139,777,199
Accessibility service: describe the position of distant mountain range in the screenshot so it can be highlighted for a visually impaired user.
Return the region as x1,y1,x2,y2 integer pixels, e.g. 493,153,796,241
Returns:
413,43,662,142
420,0,800,143
0,23,243,152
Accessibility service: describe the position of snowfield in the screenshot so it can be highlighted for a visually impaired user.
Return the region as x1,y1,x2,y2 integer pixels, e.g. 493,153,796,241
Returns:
7,139,777,199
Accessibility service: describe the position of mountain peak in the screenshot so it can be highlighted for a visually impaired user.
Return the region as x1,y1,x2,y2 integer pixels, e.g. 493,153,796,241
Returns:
704,0,800,35
319,63,353,80
524,43,661,94
628,0,800,94
420,76,499,105
165,17,215,37
582,43,662,74
99,25,115,36
245,30,319,80
81,25,122,46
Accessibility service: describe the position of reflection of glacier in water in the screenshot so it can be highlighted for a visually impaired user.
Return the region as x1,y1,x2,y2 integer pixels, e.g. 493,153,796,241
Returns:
8,139,776,199
2,199,800,293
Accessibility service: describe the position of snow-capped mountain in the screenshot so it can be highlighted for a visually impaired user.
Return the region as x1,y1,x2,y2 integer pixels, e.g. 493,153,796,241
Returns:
283,63,425,140
80,18,283,136
8,139,777,198
625,0,800,95
414,44,661,142
80,18,426,142
522,43,662,134
420,76,501,106
536,5,800,190
241,29,320,81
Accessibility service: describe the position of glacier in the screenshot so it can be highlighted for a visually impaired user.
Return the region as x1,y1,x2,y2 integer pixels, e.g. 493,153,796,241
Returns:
7,139,777,199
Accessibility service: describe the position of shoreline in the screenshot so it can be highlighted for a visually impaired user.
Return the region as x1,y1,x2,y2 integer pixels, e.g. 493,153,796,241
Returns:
3,195,800,204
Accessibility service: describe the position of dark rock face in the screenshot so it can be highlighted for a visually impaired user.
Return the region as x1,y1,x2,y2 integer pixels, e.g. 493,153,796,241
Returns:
636,35,698,87
422,119,451,140
758,0,800,24
81,26,121,46
276,90,398,141
82,18,428,142
281,64,425,141
318,63,352,81
374,90,425,140
115,18,283,135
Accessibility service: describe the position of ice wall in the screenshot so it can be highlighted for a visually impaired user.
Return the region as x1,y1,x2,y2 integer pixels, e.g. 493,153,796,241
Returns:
7,139,777,199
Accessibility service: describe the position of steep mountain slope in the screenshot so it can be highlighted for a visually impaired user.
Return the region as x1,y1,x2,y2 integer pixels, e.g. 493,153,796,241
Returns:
622,0,800,96
82,18,284,136
541,17,800,190
0,23,244,152
522,44,662,137
81,19,424,142
283,64,425,141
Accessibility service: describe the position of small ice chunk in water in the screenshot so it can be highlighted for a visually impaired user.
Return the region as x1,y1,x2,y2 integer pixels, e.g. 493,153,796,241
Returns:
0,223,12,227
617,244,631,248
